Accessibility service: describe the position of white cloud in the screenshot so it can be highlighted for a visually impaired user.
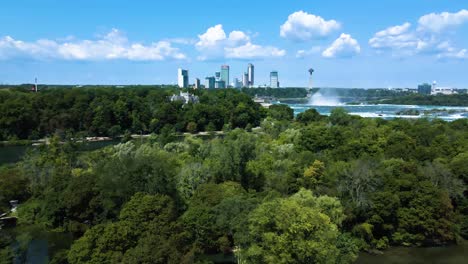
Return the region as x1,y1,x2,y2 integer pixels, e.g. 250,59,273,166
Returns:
369,21,467,59
369,23,422,51
196,24,285,60
280,11,340,41
196,24,229,48
225,43,286,59
322,33,360,58
437,47,468,59
418,9,468,33
163,37,197,45
296,46,322,58
0,29,186,61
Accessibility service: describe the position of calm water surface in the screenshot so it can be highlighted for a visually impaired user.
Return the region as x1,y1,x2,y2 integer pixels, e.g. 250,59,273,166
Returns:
0,140,120,166
356,244,468,264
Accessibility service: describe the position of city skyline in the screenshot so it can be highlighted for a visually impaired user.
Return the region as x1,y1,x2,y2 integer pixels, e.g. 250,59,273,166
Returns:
1,1,468,88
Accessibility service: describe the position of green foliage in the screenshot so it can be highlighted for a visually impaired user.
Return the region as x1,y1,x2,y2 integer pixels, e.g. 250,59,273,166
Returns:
241,87,308,98
296,108,323,124
0,87,264,141
0,166,30,212
67,193,191,264
267,104,294,121
0,232,14,264
241,189,358,264
3,91,467,261
378,93,468,106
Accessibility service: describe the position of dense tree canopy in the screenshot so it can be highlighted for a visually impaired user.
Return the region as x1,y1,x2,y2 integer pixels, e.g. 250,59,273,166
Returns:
0,87,264,141
1,87,467,263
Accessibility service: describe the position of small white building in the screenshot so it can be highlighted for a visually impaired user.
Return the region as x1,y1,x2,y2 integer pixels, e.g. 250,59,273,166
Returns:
431,88,456,95
170,91,199,104
431,81,457,95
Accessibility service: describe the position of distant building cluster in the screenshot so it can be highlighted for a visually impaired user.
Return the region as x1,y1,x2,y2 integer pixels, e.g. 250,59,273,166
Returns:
418,81,460,95
177,63,281,89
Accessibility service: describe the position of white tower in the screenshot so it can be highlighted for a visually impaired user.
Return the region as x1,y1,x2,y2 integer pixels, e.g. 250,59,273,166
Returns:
308,68,314,89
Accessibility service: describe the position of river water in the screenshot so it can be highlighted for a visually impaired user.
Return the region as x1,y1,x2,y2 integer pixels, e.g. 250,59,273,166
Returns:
356,243,468,264
283,102,468,121
0,140,120,166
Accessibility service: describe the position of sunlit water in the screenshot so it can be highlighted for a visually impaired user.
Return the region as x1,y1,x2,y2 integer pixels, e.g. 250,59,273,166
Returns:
283,102,468,121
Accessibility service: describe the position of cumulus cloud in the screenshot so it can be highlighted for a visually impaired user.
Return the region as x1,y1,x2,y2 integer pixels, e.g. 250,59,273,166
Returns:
322,33,360,58
369,23,423,51
296,46,322,58
369,20,467,59
196,24,285,60
418,9,468,33
280,11,340,41
0,29,186,61
225,43,285,59
437,47,468,59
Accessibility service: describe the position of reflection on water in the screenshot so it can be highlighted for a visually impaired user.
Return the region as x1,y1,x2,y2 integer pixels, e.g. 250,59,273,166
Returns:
356,244,468,264
0,145,29,165
0,140,120,166
3,225,73,264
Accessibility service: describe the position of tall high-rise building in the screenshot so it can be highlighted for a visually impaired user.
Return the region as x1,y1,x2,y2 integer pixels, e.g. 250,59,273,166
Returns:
215,80,226,89
205,77,215,89
220,65,229,87
270,71,279,88
233,78,242,88
215,71,221,81
178,68,189,88
247,63,254,87
418,83,431,95
242,73,249,87
194,78,201,89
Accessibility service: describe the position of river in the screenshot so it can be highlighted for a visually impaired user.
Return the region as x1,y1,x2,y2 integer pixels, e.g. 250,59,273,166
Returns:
0,140,120,166
282,102,468,121
356,243,468,264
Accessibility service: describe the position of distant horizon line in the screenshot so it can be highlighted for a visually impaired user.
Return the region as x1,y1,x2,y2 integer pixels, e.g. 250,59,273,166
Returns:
3,83,465,90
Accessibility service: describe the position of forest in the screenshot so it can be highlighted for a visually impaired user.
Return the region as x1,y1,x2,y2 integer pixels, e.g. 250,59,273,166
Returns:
0,88,467,264
240,87,309,98
375,93,468,106
0,87,264,141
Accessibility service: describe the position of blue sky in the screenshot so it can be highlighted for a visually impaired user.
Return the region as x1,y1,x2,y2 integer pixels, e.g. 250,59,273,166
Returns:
1,0,468,88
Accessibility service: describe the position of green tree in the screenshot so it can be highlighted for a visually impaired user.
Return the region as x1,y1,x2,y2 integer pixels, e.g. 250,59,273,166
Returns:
241,189,358,264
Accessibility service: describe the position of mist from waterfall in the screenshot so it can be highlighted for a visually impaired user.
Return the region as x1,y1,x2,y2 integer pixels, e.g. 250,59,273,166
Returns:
308,90,342,106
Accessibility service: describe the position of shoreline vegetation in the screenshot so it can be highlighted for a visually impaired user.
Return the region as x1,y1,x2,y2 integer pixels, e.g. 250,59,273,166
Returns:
1,86,468,263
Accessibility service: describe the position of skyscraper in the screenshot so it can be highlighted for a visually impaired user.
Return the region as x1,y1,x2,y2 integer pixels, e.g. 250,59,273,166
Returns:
220,65,229,87
215,80,226,89
270,71,279,88
247,63,254,88
178,68,189,88
215,71,221,81
194,78,201,89
243,72,249,87
205,77,215,89
418,83,431,95
233,77,242,88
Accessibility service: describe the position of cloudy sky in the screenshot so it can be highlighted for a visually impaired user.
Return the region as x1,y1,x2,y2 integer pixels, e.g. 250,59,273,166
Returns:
1,0,468,88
